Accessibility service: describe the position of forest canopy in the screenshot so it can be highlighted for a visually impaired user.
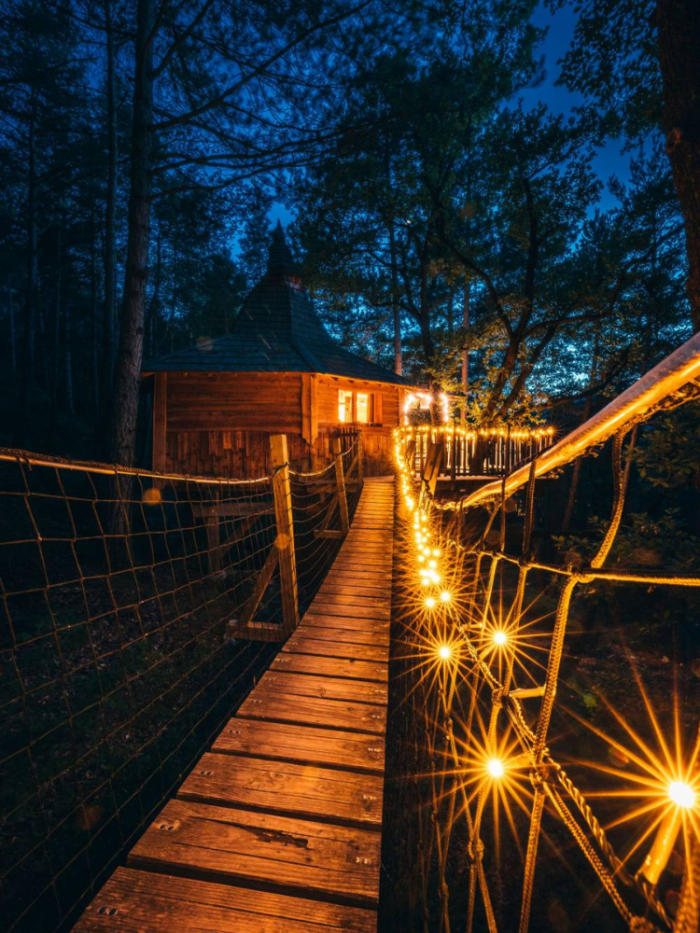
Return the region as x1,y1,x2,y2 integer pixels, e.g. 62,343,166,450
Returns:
0,0,697,463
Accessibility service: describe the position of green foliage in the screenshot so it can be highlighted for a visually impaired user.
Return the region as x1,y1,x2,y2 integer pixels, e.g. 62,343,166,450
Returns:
632,404,700,490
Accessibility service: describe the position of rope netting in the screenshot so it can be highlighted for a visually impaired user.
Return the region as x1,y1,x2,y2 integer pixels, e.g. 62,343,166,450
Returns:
0,432,361,933
392,362,700,932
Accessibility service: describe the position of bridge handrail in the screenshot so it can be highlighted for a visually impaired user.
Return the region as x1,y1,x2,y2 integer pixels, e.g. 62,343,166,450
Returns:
457,330,700,510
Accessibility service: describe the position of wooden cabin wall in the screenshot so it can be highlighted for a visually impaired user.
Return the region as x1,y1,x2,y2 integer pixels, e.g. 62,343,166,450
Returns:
152,371,408,478
316,375,403,476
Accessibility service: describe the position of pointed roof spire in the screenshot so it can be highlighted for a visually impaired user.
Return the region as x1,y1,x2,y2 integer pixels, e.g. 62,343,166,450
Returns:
266,219,299,279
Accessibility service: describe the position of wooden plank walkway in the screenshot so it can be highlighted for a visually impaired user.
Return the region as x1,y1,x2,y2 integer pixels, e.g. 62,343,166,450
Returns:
73,477,394,933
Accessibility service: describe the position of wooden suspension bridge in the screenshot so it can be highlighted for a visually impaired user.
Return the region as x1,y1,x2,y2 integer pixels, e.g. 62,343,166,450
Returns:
3,332,700,933
72,478,394,933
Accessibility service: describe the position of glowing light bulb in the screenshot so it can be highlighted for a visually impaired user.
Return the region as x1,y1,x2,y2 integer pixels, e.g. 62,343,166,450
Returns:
432,549,441,557
440,591,451,603
418,554,425,563
428,560,437,570
420,578,431,587
669,781,696,809
487,759,504,778
430,572,441,584
425,597,436,609
493,631,507,646
437,644,451,660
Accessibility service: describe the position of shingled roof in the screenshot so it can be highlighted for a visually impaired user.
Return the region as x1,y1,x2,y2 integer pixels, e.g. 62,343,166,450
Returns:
144,221,412,386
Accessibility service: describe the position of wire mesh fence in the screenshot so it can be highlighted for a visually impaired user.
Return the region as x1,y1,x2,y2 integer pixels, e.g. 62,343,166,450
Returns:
0,431,362,933
391,354,700,933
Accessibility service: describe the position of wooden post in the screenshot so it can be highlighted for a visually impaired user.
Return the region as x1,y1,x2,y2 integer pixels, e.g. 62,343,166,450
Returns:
270,434,299,633
357,430,364,483
333,437,349,534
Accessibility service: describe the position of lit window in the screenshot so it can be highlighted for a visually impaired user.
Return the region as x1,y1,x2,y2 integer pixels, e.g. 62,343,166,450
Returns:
338,390,352,423
356,392,370,424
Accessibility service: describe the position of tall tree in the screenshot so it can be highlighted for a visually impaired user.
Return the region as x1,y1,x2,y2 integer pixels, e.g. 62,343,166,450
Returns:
552,0,700,332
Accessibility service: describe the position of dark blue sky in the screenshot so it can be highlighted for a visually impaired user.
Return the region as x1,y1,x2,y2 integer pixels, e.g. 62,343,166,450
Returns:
269,1,633,230
519,1,632,209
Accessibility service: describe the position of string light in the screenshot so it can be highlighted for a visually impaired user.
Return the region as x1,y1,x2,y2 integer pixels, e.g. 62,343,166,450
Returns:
437,644,452,660
440,591,451,603
493,631,508,646
487,759,504,778
668,780,695,809
425,597,436,609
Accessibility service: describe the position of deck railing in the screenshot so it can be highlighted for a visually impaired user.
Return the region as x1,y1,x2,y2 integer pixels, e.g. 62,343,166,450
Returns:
398,424,555,481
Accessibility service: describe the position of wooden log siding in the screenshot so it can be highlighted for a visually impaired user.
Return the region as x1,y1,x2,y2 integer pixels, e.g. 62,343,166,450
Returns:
152,370,411,477
166,372,303,432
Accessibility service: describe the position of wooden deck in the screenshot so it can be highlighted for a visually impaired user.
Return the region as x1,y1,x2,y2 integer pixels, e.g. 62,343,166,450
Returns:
73,477,394,933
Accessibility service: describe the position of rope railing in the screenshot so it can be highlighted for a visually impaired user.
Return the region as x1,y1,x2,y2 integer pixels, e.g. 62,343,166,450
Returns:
392,332,700,933
0,429,362,933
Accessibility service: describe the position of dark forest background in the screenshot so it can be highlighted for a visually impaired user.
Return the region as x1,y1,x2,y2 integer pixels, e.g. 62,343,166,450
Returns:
0,0,698,468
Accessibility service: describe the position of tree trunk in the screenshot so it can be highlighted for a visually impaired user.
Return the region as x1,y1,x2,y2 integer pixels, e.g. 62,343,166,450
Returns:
656,0,700,333
461,276,469,399
110,0,155,466
100,0,118,448
389,217,402,375
8,278,16,371
52,224,61,415
64,275,74,418
91,202,100,416
561,398,592,533
18,95,38,445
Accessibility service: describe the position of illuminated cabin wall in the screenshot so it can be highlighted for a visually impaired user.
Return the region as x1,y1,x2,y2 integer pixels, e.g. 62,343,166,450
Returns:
151,371,409,478
316,374,404,475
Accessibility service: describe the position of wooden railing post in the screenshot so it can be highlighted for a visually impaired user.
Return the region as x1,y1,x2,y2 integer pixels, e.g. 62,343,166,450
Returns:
270,434,300,633
332,437,350,533
357,430,364,483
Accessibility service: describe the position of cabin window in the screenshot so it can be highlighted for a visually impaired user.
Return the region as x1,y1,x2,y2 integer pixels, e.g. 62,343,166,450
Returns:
338,390,353,423
337,389,380,425
355,392,370,424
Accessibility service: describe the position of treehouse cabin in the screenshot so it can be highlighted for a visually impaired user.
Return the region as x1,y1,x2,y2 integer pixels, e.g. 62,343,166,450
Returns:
143,222,420,477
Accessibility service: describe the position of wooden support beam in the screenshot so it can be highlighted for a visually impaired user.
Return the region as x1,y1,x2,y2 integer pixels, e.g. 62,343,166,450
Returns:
233,544,280,630
270,434,300,635
333,438,349,534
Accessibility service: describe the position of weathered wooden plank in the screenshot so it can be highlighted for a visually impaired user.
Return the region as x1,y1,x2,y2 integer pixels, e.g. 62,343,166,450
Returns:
305,601,390,621
271,652,388,683
311,591,391,608
317,582,389,599
294,623,390,649
256,670,387,706
238,691,387,735
301,613,390,635
72,868,377,933
214,717,385,774
178,752,383,828
282,635,388,663
128,800,381,906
